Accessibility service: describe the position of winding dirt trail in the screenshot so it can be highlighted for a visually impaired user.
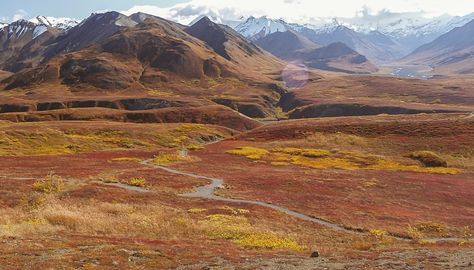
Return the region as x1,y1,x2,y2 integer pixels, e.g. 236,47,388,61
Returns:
141,160,470,243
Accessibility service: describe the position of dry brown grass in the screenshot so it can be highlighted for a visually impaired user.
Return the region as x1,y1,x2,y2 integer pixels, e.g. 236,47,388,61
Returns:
33,173,64,194
0,197,199,239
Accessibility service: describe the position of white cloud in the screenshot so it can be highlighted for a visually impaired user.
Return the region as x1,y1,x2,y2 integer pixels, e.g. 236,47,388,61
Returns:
12,9,28,22
122,5,172,18
122,0,474,25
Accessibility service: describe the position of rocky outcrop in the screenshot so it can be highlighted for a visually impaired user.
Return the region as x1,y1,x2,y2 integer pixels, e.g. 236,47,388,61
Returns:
0,98,198,114
0,105,261,131
212,98,269,118
289,103,458,119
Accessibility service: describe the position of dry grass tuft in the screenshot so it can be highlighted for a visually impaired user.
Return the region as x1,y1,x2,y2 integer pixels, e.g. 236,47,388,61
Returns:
0,199,200,239
408,151,448,167
187,208,207,214
33,173,64,194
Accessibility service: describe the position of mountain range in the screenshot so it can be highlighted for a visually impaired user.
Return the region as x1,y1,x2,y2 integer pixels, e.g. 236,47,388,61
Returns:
0,11,289,126
1,10,474,127
255,30,377,74
2,11,474,69
402,19,474,74
0,11,473,80
234,14,474,64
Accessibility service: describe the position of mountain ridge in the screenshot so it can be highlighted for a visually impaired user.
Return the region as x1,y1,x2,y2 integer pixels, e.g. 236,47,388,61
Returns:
402,19,474,74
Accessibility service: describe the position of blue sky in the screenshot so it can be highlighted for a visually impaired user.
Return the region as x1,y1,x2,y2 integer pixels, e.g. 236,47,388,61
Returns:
0,0,187,22
1,0,474,24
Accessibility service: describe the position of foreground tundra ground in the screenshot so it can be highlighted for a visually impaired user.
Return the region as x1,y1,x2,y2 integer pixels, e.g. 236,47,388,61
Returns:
0,115,472,269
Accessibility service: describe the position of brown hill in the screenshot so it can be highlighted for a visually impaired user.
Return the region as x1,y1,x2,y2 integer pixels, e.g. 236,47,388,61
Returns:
294,42,377,74
185,17,282,71
0,20,61,71
256,30,376,74
0,13,287,126
43,12,138,61
255,30,319,59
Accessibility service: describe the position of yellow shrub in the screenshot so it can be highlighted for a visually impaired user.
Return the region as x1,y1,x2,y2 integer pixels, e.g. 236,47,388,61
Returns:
152,152,192,165
111,157,142,162
407,225,425,243
272,147,304,155
200,214,304,251
291,156,359,170
272,148,330,158
187,144,204,151
128,178,146,187
188,208,207,214
362,179,379,188
25,217,47,226
229,145,458,175
226,147,269,160
173,135,188,143
146,89,174,97
175,124,205,132
219,206,250,215
369,160,459,175
234,232,304,251
203,214,251,239
369,229,388,240
33,173,64,194
271,161,290,166
414,222,445,234
301,149,331,158
462,226,472,240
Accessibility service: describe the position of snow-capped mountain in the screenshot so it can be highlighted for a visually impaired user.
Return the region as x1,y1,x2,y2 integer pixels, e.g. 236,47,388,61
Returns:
234,16,291,40
30,16,79,31
234,16,407,63
0,16,79,71
0,19,46,40
402,18,474,74
233,13,474,54
338,12,474,50
188,15,242,28
0,20,54,68
0,16,79,42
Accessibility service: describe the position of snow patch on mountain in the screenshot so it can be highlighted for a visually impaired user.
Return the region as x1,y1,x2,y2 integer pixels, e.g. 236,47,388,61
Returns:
234,16,290,40
30,16,79,30
33,25,48,38
0,20,33,37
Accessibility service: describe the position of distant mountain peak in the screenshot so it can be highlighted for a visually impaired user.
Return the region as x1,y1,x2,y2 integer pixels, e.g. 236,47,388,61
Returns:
234,16,291,40
30,16,79,31
193,16,213,25
186,14,265,60
84,11,137,28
